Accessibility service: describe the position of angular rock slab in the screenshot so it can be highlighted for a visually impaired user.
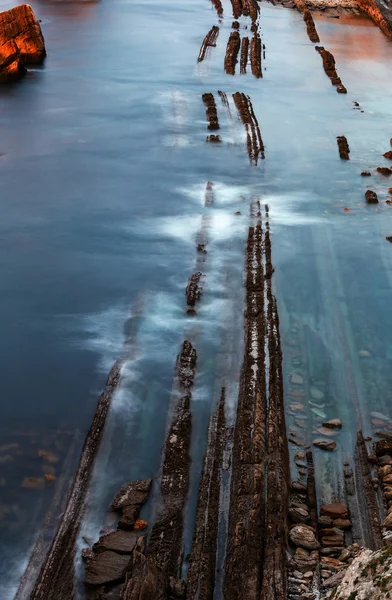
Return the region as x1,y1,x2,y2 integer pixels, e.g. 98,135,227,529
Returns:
85,551,131,586
0,4,46,82
93,530,139,555
110,479,152,511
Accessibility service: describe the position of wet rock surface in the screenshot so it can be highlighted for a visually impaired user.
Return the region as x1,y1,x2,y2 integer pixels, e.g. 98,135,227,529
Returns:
337,136,350,160
202,93,220,130
224,31,241,75
365,189,379,203
233,92,265,163
198,26,219,62
240,36,249,73
185,272,203,307
250,32,262,78
0,4,46,82
315,46,347,93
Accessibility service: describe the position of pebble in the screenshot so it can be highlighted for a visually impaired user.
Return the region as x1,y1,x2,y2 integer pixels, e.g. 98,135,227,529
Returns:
313,438,336,452
303,571,313,579
291,373,304,385
359,349,371,357
323,418,342,429
310,387,324,401
311,408,327,419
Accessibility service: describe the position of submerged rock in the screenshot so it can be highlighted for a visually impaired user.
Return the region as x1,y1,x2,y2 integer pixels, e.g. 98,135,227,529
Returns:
0,4,46,82
365,189,379,204
323,418,342,429
313,438,336,451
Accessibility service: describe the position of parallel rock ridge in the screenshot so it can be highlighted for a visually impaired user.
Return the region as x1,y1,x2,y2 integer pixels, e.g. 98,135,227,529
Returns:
29,359,124,600
0,4,45,82
223,203,289,600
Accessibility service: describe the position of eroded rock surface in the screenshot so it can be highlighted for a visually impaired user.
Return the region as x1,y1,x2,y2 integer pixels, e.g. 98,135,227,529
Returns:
0,4,46,82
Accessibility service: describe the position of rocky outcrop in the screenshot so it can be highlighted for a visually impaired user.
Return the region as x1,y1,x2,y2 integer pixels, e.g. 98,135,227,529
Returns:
356,0,392,39
315,46,347,94
30,359,124,600
330,546,392,599
337,136,350,160
224,31,241,75
232,92,265,164
0,4,46,82
198,26,219,63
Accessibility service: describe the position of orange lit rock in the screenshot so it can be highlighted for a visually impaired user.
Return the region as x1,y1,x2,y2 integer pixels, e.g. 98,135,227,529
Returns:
0,4,46,82
133,519,148,530
44,473,56,483
356,0,392,39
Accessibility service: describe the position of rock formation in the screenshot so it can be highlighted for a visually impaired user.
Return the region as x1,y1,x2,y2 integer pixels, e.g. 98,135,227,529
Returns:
0,4,46,82
330,546,392,599
356,0,392,39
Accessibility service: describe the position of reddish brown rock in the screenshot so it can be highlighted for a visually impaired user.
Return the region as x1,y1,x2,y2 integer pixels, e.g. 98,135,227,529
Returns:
320,503,348,520
384,151,392,159
323,419,342,429
365,190,379,204
110,479,152,511
337,136,350,160
0,4,46,82
224,31,241,75
377,166,392,176
361,171,371,177
356,0,392,40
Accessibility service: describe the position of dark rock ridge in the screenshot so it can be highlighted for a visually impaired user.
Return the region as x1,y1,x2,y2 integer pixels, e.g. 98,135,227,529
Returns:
250,32,262,78
198,26,219,62
337,136,350,160
202,93,220,130
233,92,265,163
186,272,203,307
240,36,249,73
187,388,226,600
30,359,124,599
224,203,290,600
0,4,46,82
224,31,241,75
295,0,320,42
315,46,347,94
365,189,379,203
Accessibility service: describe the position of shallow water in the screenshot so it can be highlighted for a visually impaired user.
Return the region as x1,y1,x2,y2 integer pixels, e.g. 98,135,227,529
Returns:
1,0,392,596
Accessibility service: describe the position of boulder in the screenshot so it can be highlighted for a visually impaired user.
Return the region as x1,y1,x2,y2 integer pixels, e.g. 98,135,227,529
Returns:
0,4,46,82
84,551,131,586
333,518,352,530
289,525,320,550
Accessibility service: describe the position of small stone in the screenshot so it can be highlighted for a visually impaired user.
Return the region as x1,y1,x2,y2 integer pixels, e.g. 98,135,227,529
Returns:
377,166,392,176
365,190,378,204
44,473,56,483
22,477,45,490
134,519,148,530
371,411,391,422
361,171,371,176
291,481,307,494
359,349,371,357
318,515,333,527
289,525,320,550
333,518,352,530
291,373,304,385
317,428,339,437
338,549,350,562
310,408,327,419
313,438,336,452
320,503,348,519
381,512,392,528
322,419,342,429
169,577,186,598
289,507,310,524
37,450,59,464
310,387,324,401
303,571,313,579
295,453,306,460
